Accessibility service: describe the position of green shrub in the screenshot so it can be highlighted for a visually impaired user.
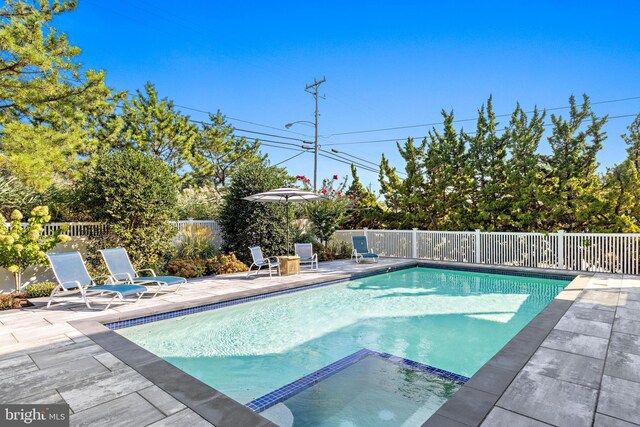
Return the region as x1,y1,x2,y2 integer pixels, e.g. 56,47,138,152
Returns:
0,293,26,310
175,225,218,259
315,241,351,261
24,282,56,298
218,160,291,264
79,150,177,272
205,253,248,275
166,257,206,278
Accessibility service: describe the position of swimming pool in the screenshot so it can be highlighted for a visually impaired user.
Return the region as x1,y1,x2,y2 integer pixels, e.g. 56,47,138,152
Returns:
117,267,569,424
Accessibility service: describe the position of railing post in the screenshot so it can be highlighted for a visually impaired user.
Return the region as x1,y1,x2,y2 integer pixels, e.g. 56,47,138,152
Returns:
475,229,481,264
412,228,418,258
557,230,564,270
363,227,369,240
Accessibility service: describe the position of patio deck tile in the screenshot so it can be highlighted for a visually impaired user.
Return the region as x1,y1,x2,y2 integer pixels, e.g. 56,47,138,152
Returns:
597,375,640,425
481,407,551,427
58,366,153,413
29,341,105,369
541,329,608,359
609,331,640,355
523,347,604,389
147,408,212,426
612,317,640,336
0,354,39,380
594,413,639,427
553,316,612,339
497,370,598,427
139,385,187,416
603,350,640,383
69,392,164,427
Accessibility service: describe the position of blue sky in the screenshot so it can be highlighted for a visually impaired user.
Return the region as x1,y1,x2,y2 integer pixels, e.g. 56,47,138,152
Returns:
57,1,640,190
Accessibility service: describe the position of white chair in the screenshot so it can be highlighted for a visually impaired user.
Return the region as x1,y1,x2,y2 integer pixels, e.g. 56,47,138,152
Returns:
247,246,280,278
295,243,318,270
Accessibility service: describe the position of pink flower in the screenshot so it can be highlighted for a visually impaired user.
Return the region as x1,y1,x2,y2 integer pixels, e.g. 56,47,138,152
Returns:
333,175,338,180
349,194,354,200
321,188,327,195
337,191,342,196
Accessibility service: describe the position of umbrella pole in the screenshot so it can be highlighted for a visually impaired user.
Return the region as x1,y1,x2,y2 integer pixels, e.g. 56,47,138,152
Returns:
286,199,290,255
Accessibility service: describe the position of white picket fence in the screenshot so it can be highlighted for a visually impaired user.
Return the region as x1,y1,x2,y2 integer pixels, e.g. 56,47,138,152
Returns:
333,228,640,275
10,220,222,247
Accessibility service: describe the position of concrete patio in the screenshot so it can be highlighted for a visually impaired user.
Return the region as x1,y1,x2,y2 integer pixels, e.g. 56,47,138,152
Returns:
1,258,639,426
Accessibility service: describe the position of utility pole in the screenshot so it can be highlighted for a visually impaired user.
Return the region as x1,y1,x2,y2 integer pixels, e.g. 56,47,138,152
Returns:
305,77,326,192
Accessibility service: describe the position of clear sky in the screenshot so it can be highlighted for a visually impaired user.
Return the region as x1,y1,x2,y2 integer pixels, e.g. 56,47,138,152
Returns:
56,0,640,190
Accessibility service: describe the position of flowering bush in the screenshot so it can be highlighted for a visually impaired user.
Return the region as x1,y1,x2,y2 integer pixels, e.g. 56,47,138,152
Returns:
166,257,206,278
205,253,248,275
296,175,351,247
0,206,70,291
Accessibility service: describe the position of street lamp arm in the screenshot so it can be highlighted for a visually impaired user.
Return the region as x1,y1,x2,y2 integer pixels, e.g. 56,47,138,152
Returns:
285,120,315,129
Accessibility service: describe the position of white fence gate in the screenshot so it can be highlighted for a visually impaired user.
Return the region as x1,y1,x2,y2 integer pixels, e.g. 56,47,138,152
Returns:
333,228,640,275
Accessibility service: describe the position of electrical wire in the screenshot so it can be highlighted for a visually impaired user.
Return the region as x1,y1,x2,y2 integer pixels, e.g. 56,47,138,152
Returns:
272,151,307,166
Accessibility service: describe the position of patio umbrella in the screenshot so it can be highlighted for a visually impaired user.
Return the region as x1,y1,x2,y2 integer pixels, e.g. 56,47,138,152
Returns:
242,187,325,254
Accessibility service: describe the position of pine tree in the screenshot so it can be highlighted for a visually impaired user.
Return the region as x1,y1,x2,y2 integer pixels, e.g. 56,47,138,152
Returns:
116,82,199,176
546,95,608,231
344,164,383,228
186,111,263,189
425,110,470,230
463,97,509,230
503,104,548,231
0,0,120,190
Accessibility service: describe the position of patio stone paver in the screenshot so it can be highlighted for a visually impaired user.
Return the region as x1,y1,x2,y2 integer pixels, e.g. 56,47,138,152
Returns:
612,317,640,336
147,408,212,426
609,331,640,354
0,354,39,380
596,375,640,425
58,366,153,412
70,392,165,427
523,347,604,389
540,329,609,359
29,341,106,369
603,350,640,384
594,413,639,427
553,316,612,339
481,407,551,426
139,385,187,416
496,370,598,427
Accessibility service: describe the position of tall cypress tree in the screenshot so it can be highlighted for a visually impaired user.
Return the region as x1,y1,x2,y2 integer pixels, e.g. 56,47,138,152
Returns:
463,97,509,230
546,95,608,231
503,104,548,231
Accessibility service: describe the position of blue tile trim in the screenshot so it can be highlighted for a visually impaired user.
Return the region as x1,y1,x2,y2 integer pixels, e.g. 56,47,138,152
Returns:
105,262,571,330
104,264,415,330
245,348,469,413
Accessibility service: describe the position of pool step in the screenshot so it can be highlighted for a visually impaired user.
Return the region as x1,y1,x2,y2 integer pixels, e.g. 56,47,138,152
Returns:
246,348,468,413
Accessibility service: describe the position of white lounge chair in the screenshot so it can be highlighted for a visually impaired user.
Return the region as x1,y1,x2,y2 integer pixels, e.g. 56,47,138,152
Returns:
351,235,379,263
295,243,318,270
99,248,186,293
47,252,148,310
247,246,280,278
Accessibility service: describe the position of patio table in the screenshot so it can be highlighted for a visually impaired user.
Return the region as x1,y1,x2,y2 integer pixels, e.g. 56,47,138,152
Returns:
278,255,300,276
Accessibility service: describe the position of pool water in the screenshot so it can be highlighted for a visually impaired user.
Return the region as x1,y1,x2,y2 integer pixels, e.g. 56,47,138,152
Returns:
118,267,568,407
260,352,462,427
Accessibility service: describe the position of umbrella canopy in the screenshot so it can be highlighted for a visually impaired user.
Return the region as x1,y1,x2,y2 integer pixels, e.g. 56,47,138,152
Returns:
242,187,324,203
242,187,325,254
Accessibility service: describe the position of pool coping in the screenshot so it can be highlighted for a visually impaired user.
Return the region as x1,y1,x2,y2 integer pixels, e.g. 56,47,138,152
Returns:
68,259,586,427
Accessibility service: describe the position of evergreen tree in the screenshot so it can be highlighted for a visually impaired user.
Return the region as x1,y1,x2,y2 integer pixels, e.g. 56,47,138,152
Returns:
116,82,199,176
0,0,120,190
187,111,264,189
463,97,509,230
503,104,548,231
425,110,470,230
546,95,608,231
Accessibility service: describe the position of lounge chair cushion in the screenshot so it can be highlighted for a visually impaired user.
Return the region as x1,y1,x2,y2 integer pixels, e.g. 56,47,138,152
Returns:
360,253,379,258
87,284,146,297
131,276,185,286
256,260,279,267
299,257,315,262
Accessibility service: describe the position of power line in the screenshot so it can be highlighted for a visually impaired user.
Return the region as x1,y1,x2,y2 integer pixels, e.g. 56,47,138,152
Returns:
324,112,640,146
273,151,307,166
326,96,640,137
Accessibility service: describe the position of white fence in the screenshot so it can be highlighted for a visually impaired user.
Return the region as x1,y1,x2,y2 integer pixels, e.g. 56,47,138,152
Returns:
333,228,640,275
10,220,222,245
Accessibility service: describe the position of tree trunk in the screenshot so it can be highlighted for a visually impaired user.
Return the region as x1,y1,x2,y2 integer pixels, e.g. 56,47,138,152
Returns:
13,270,22,293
